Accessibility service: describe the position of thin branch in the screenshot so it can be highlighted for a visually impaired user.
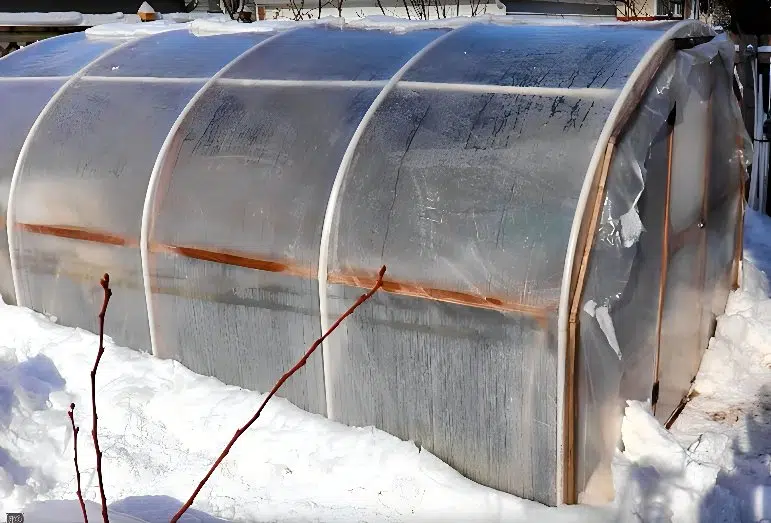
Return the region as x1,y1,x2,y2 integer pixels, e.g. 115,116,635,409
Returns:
91,274,112,523
171,265,387,523
68,403,89,523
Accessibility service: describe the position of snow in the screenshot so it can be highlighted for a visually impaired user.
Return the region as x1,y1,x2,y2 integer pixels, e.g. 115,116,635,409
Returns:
0,11,213,29
85,20,186,39
0,12,83,26
21,500,147,523
190,16,345,36
0,207,769,522
666,210,771,523
0,294,604,522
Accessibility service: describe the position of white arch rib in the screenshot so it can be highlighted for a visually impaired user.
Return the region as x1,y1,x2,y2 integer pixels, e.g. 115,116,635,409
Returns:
140,28,301,358
316,26,465,421
6,35,146,307
556,20,711,505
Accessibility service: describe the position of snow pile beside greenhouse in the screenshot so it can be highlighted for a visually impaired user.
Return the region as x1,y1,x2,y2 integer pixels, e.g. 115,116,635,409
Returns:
0,210,769,523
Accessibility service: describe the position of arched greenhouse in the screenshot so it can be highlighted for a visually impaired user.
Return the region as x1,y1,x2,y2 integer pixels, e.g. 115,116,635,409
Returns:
0,17,748,506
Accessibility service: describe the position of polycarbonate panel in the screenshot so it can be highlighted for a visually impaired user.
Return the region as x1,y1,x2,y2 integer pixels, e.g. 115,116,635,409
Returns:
668,54,711,234
0,81,63,305
153,84,379,253
324,285,558,505
17,234,147,343
656,238,704,422
149,81,393,407
0,32,116,77
329,87,614,308
148,27,475,413
401,23,663,88
223,26,447,81
13,80,202,351
150,255,326,415
698,192,740,356
85,30,270,78
708,53,744,206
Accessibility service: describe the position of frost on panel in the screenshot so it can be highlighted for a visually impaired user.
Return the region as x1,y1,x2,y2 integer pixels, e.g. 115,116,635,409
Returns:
0,32,116,77
148,82,381,414
0,82,63,305
325,285,559,505
401,23,661,88
325,81,614,503
330,88,614,307
222,26,448,81
85,30,270,79
12,80,202,352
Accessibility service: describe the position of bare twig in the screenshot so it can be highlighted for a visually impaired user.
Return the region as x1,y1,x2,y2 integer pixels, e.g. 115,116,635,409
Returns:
171,265,387,523
68,403,89,523
91,274,112,523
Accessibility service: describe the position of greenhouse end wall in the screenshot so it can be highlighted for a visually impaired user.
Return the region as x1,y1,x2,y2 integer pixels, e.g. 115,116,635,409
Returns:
573,33,747,504
0,20,746,507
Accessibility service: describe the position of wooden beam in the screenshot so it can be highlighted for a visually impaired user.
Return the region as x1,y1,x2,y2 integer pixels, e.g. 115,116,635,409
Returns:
652,121,675,416
14,221,557,320
563,138,616,505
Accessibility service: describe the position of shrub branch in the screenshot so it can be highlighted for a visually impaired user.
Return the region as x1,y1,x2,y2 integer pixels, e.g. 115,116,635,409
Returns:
68,403,89,523
91,274,112,523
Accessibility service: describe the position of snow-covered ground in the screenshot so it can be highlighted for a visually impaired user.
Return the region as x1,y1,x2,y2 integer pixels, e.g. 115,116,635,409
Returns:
0,209,769,523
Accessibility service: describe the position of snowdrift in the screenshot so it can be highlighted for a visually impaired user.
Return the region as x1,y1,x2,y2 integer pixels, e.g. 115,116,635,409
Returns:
0,18,748,506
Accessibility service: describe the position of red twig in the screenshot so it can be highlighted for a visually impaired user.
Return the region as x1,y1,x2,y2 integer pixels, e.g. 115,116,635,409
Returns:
92,274,112,523
170,265,387,523
68,403,89,523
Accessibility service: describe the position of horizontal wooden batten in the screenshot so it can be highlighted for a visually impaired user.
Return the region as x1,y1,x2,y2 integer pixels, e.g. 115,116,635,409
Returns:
14,222,556,319
16,222,138,247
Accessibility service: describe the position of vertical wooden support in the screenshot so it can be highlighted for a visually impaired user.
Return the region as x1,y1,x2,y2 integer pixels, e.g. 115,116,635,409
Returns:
563,139,616,505
696,98,713,334
732,131,747,290
652,118,675,416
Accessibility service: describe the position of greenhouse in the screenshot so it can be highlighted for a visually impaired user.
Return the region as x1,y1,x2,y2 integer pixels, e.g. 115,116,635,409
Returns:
0,17,748,506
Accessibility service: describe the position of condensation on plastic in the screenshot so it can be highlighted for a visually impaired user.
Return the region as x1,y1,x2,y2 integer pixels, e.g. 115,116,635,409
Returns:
0,81,63,305
575,33,749,504
147,28,446,415
327,283,559,504
7,31,267,351
328,88,614,308
12,80,202,351
0,33,117,305
321,22,666,506
401,23,663,88
222,26,448,81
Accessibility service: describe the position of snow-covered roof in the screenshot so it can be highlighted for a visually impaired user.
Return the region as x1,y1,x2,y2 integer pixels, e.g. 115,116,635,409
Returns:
0,10,211,28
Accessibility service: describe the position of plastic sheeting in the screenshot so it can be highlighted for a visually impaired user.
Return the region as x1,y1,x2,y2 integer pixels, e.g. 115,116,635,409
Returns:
0,20,747,506
575,33,748,504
